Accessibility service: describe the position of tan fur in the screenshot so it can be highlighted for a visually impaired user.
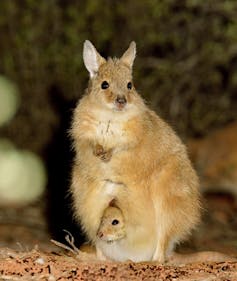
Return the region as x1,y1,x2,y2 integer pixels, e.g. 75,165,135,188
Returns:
97,206,126,242
70,41,201,262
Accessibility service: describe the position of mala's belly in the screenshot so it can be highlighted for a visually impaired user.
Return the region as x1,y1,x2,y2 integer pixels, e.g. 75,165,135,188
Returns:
97,238,156,262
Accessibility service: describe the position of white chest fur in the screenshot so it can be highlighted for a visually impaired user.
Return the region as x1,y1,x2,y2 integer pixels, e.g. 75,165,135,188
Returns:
96,119,124,142
92,110,129,148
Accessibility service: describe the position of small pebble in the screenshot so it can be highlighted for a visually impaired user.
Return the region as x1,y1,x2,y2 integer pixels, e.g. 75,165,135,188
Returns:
35,257,45,265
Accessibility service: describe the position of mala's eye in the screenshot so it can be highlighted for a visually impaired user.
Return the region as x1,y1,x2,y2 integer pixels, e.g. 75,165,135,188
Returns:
112,219,119,225
127,82,132,90
101,81,109,89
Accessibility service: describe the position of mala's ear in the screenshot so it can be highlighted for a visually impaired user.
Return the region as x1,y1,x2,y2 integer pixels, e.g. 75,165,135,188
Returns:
83,40,106,78
120,41,136,68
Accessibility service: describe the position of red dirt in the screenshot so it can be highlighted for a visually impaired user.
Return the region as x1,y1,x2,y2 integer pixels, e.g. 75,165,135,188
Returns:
0,248,236,281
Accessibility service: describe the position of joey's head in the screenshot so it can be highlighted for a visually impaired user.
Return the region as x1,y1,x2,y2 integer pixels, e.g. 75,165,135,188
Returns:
83,40,140,112
97,206,126,243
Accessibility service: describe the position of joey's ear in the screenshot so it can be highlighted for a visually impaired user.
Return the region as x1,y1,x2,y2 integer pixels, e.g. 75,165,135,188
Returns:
83,40,106,78
120,41,136,68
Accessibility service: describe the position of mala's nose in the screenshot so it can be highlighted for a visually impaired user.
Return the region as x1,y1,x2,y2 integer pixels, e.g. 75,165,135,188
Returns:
115,95,127,105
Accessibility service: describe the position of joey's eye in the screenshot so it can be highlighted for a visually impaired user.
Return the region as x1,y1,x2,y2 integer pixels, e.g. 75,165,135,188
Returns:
127,82,132,90
112,219,119,225
101,81,109,89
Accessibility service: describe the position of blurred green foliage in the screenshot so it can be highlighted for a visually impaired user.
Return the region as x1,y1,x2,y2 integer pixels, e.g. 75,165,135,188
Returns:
0,0,236,152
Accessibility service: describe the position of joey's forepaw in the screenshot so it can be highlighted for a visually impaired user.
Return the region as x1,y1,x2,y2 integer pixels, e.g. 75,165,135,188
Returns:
93,144,113,162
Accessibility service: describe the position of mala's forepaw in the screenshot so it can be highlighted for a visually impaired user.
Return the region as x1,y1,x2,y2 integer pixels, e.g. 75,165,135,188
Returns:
93,144,112,162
